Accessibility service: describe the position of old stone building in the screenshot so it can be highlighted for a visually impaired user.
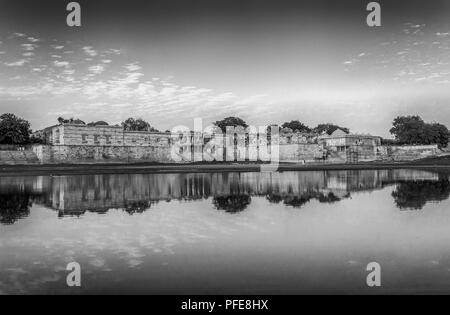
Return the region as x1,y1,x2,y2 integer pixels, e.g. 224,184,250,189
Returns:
39,123,171,147
318,129,382,162
33,123,174,164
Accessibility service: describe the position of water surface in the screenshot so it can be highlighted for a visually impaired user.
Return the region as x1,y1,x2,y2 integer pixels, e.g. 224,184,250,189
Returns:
1,169,450,294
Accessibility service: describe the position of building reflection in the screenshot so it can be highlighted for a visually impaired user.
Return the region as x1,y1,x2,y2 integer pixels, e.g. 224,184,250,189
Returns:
0,169,448,224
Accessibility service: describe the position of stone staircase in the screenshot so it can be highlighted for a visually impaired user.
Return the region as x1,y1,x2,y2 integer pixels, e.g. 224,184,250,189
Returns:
0,150,40,165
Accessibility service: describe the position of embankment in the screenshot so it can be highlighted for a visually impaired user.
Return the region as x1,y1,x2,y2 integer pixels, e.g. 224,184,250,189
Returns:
1,159,450,176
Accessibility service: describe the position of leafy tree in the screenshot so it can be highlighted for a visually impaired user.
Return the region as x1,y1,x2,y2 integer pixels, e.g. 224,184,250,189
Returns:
390,115,450,148
122,117,159,132
425,123,450,148
313,123,350,135
57,117,86,125
281,120,311,133
381,138,399,146
87,121,109,126
389,115,424,144
0,113,32,144
213,117,248,133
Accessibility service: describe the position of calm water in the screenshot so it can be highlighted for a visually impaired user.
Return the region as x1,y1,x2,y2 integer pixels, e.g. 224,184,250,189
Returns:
1,169,450,294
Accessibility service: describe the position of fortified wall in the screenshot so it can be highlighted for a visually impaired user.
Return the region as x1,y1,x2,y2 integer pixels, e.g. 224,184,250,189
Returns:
1,124,442,165
32,124,327,164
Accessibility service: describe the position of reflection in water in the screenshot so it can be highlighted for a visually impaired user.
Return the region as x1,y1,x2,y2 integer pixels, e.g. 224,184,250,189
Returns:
0,177,39,225
0,194,32,225
392,177,450,210
213,195,252,213
2,168,450,294
123,200,156,215
267,191,346,208
0,169,448,224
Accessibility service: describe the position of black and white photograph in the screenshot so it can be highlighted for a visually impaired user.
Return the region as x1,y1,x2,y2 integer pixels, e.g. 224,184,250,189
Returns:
1,0,450,300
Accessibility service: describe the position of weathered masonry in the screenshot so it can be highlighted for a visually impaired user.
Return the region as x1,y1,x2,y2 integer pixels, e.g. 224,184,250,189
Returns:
33,124,175,164
318,129,382,163
24,123,442,165
39,124,171,147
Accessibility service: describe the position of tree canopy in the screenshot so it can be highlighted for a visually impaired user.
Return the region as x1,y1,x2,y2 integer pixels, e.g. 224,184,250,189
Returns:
57,117,86,125
390,115,449,148
313,123,350,135
0,113,32,145
121,117,159,132
213,117,248,133
87,121,109,126
281,120,311,133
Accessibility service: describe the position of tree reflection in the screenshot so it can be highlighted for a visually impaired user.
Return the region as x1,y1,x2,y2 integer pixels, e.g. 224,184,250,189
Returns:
317,192,348,203
266,191,347,208
213,195,251,213
2,170,450,224
123,200,155,215
265,194,283,204
0,194,31,225
392,178,450,210
283,195,312,208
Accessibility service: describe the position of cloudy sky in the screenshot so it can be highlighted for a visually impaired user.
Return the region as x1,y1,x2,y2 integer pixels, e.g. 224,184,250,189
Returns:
0,0,450,137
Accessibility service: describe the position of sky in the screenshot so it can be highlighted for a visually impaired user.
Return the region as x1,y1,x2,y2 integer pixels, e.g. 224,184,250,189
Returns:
0,0,450,137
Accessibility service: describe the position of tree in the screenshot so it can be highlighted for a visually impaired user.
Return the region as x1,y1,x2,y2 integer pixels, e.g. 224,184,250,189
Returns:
425,123,450,148
281,120,311,133
0,113,32,144
213,117,248,133
122,117,159,132
313,123,350,135
57,117,86,125
87,121,109,126
381,138,399,146
389,115,424,145
390,115,450,148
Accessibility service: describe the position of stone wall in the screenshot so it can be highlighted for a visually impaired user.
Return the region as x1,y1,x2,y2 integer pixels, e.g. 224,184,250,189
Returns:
0,150,40,165
28,143,442,165
381,145,440,161
279,143,324,163
48,124,172,147
32,145,177,164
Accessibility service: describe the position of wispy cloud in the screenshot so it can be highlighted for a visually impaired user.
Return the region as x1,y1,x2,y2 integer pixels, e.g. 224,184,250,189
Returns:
0,31,267,129
343,22,450,85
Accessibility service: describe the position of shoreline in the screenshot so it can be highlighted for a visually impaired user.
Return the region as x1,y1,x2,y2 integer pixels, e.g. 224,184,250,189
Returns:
1,161,450,176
